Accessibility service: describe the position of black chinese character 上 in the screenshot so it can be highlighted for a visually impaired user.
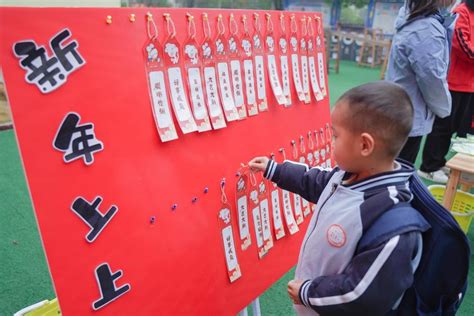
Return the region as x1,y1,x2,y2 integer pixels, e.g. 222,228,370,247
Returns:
92,263,130,310
71,196,118,243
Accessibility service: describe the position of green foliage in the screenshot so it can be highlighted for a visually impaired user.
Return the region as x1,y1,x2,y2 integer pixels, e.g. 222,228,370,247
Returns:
324,0,370,9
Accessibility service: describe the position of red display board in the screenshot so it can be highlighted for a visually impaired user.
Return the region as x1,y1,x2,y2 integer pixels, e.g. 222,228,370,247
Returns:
0,7,331,315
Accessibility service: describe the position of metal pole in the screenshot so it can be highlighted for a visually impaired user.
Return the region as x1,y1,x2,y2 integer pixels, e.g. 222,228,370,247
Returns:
239,307,249,316
251,297,262,316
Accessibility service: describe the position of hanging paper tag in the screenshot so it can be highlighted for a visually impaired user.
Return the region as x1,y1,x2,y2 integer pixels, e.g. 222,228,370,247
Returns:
279,14,292,106
252,204,266,259
229,59,246,119
267,55,286,105
265,14,286,106
317,52,327,98
314,16,327,98
217,62,239,121
147,71,178,142
319,128,327,166
306,131,315,167
215,15,239,122
249,174,267,259
241,15,258,116
228,15,247,120
253,14,268,112
236,172,251,250
221,225,241,282
282,189,299,235
270,181,285,240
293,193,304,224
325,123,332,168
254,55,267,111
183,14,212,132
291,140,304,224
187,68,211,131
290,15,305,102
259,180,273,251
162,15,198,134
308,56,324,102
300,17,311,104
298,136,311,217
201,14,227,130
307,17,324,102
167,66,198,133
218,178,241,283
144,15,178,142
203,66,226,129
243,59,257,116
313,130,321,166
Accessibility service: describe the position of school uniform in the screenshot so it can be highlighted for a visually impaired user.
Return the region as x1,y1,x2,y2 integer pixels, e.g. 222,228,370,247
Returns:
264,160,423,316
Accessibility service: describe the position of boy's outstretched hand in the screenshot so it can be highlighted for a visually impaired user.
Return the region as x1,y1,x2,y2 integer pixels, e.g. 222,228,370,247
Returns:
288,279,304,305
248,157,270,173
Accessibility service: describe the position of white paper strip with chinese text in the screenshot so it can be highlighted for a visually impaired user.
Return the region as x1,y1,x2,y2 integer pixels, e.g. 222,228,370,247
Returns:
280,55,291,106
167,67,197,134
282,190,299,235
267,54,286,105
291,54,305,102
237,195,251,250
308,56,324,101
260,198,273,251
217,62,239,122
252,206,267,259
148,71,178,142
243,59,258,116
317,52,327,97
271,188,285,239
222,225,242,282
187,68,212,132
254,55,268,111
204,66,227,129
293,193,304,224
230,60,246,119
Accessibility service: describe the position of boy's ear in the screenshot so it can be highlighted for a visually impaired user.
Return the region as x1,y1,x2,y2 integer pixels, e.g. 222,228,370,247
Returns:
360,132,375,157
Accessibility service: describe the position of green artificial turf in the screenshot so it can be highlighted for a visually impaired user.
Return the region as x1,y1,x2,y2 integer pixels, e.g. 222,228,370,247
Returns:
0,60,472,315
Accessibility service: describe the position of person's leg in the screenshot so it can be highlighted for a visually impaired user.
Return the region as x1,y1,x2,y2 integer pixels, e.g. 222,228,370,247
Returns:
398,136,422,164
457,93,473,137
420,91,465,172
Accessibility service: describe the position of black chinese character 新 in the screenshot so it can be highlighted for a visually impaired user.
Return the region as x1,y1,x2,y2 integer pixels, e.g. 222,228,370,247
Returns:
71,196,118,243
13,28,85,93
53,112,103,165
92,263,131,310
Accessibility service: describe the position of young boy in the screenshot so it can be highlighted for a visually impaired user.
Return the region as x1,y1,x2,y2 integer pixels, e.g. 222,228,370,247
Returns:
249,81,422,315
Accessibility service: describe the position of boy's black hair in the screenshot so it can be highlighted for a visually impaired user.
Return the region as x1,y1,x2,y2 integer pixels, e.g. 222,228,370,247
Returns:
336,81,413,159
464,0,474,11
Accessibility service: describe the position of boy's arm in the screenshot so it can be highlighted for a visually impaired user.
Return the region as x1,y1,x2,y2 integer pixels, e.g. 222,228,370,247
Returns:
297,231,420,315
264,159,336,204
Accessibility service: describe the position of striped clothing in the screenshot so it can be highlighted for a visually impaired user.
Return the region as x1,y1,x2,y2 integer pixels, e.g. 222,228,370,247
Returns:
264,160,421,316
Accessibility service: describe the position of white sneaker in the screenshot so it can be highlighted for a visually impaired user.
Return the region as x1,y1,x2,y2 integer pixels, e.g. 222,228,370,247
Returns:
440,166,450,176
417,169,449,184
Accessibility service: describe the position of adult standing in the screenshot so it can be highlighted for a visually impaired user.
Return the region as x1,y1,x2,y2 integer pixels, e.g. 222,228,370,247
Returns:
386,0,456,163
419,0,474,183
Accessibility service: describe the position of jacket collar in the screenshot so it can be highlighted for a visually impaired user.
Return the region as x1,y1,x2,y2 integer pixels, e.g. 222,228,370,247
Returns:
342,159,414,193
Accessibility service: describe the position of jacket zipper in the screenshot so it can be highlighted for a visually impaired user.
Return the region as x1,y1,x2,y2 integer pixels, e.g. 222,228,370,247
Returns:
301,183,338,254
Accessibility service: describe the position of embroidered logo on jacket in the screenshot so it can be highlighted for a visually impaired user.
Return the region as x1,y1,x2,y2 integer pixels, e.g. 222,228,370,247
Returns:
327,224,346,248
